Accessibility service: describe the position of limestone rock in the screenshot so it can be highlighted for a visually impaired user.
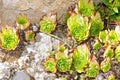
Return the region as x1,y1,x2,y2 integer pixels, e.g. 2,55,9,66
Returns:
2,0,30,10
0,62,10,80
13,71,30,80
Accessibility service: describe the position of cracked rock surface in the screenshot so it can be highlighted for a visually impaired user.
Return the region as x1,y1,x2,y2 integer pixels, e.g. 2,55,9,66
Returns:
0,33,60,80
0,0,78,27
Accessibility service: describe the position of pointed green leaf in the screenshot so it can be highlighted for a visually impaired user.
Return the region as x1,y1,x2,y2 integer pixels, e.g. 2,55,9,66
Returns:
93,40,102,53
101,58,111,72
90,13,104,36
113,7,118,13
99,30,108,43
86,55,99,77
78,0,94,17
108,30,119,45
104,45,114,60
115,45,120,62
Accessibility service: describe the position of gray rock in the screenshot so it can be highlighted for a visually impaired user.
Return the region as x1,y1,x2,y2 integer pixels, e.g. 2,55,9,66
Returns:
0,62,10,80
96,73,105,80
0,0,2,10
32,25,38,32
17,33,59,80
1,0,78,26
2,0,30,10
1,10,18,26
29,0,44,10
13,71,30,80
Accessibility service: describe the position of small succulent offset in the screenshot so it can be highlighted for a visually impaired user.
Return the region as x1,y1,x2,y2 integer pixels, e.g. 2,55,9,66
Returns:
104,45,114,60
56,52,72,72
93,39,102,53
58,45,66,52
107,74,115,80
86,54,99,77
99,30,108,43
61,77,67,80
16,15,30,30
99,30,119,45
44,58,56,73
108,30,119,45
78,0,94,17
115,45,120,62
90,12,104,36
0,26,19,50
25,30,35,41
73,44,90,73
40,14,56,33
100,58,111,72
67,13,91,42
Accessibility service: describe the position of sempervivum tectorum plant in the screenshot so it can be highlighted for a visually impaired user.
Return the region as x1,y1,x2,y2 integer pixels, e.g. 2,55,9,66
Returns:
40,14,57,33
67,13,91,42
90,12,104,36
78,0,94,17
107,74,115,80
72,44,90,73
0,26,19,50
16,15,30,30
55,52,72,72
44,57,56,73
103,45,114,60
108,30,119,45
93,39,102,53
86,54,99,78
99,30,108,43
25,30,35,41
100,58,111,73
99,29,119,45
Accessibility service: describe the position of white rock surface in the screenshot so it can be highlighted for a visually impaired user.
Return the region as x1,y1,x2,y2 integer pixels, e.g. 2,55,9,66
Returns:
96,73,104,80
2,0,30,10
1,0,78,26
0,62,10,80
17,33,59,80
0,32,59,80
13,71,30,80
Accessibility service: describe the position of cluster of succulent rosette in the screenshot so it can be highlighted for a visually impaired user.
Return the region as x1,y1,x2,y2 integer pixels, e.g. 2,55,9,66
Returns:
0,12,57,50
0,15,36,50
0,0,120,79
44,0,120,79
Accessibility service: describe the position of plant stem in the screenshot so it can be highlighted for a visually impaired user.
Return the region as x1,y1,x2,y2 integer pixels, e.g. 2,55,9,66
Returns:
46,33,72,48
107,0,117,18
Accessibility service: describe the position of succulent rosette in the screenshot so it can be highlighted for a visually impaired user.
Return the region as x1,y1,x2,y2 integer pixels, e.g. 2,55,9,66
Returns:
0,26,19,50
